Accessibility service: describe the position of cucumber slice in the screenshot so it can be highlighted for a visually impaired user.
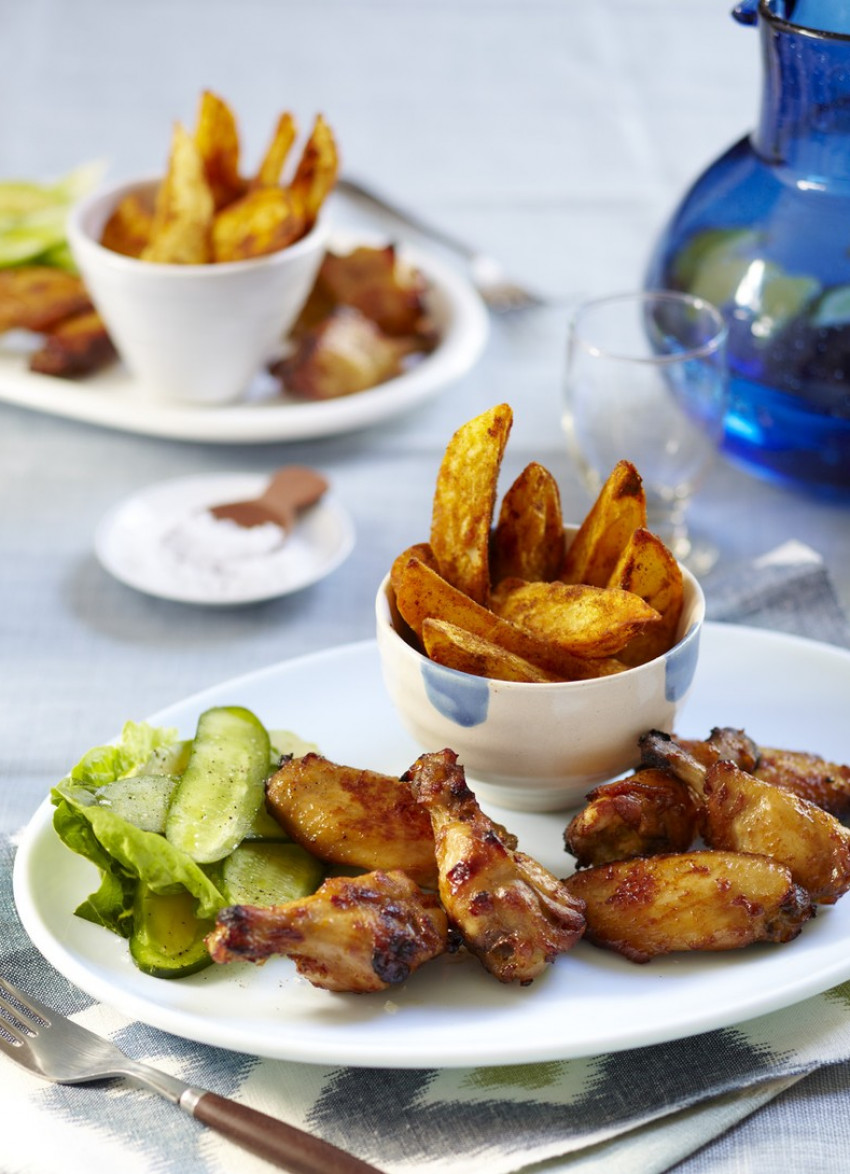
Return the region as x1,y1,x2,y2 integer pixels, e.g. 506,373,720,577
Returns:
245,803,290,841
129,885,214,978
268,728,319,763
94,774,178,833
142,738,192,776
165,706,271,864
221,841,324,906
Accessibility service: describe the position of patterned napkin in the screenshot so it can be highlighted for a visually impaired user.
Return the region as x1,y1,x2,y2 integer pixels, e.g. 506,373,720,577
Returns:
3,541,850,1174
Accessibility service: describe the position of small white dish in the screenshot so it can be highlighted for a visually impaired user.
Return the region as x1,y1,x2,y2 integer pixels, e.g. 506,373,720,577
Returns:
376,526,705,812
94,472,354,605
67,176,328,406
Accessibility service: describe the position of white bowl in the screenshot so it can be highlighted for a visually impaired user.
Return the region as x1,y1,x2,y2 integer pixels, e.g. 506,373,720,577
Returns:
375,542,705,813
67,176,327,405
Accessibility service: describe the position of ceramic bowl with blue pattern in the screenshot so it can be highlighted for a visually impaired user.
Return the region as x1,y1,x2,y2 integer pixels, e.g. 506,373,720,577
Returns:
375,556,704,813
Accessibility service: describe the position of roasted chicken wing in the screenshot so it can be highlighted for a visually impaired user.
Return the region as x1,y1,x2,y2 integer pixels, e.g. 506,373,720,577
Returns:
405,748,585,984
640,730,850,904
754,746,850,819
206,869,449,992
265,753,439,887
676,727,850,817
565,850,813,963
565,768,701,868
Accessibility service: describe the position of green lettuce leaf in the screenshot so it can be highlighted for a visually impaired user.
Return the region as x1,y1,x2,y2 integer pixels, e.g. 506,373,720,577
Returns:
59,719,180,794
50,720,223,940
53,783,224,934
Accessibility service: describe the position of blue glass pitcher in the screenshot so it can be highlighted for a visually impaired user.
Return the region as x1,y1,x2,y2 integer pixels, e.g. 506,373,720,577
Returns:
646,0,850,496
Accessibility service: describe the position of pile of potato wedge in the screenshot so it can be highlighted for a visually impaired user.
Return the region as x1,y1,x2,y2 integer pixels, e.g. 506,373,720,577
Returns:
389,403,686,683
101,90,338,265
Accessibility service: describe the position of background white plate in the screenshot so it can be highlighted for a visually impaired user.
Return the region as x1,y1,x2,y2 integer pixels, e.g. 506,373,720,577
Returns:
0,234,488,444
14,626,850,1068
94,472,355,605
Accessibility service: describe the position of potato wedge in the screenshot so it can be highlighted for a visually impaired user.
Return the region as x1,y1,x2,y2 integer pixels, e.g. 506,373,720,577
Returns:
492,461,565,583
395,557,623,680
430,403,513,606
142,122,214,264
289,113,339,227
609,527,684,666
390,542,439,599
211,185,305,262
561,459,647,586
491,578,661,658
252,111,297,189
422,618,560,683
194,90,244,210
100,189,155,258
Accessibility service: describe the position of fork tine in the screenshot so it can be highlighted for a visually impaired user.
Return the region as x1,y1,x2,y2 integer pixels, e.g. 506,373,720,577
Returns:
0,1010,30,1047
0,976,52,1029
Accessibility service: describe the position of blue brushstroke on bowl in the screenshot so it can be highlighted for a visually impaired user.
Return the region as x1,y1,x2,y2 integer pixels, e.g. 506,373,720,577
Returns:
665,622,701,702
421,660,490,727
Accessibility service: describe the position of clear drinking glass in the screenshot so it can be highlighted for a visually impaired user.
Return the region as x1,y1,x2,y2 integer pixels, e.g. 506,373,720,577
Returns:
563,290,728,575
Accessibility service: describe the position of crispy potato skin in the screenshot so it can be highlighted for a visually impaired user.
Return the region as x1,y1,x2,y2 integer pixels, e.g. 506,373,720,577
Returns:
565,850,813,963
565,768,701,868
207,869,448,991
490,579,661,659
406,748,585,983
430,403,513,606
266,753,438,887
395,557,623,680
492,462,565,584
561,459,647,587
609,527,684,666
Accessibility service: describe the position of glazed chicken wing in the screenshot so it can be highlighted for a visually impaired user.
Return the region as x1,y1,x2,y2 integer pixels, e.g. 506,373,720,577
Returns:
565,768,701,868
754,746,850,819
675,727,850,817
405,748,585,984
206,869,449,992
266,753,439,887
640,730,850,904
565,850,813,963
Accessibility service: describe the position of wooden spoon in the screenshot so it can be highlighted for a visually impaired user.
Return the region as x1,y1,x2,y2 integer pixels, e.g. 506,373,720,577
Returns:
209,466,329,531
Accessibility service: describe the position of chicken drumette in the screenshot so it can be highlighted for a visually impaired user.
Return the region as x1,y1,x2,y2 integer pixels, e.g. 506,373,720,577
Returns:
565,767,701,868
405,748,585,984
206,869,450,992
567,726,850,870
640,730,850,904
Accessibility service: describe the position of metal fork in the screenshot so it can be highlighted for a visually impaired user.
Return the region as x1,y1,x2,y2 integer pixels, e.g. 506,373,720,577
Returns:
336,174,549,312
0,976,384,1174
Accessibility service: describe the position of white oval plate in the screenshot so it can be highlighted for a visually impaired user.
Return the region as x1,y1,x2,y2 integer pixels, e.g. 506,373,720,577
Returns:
94,472,354,605
0,233,488,444
13,626,850,1068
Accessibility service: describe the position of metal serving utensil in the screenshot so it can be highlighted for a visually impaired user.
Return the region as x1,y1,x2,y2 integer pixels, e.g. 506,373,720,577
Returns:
0,975,384,1174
